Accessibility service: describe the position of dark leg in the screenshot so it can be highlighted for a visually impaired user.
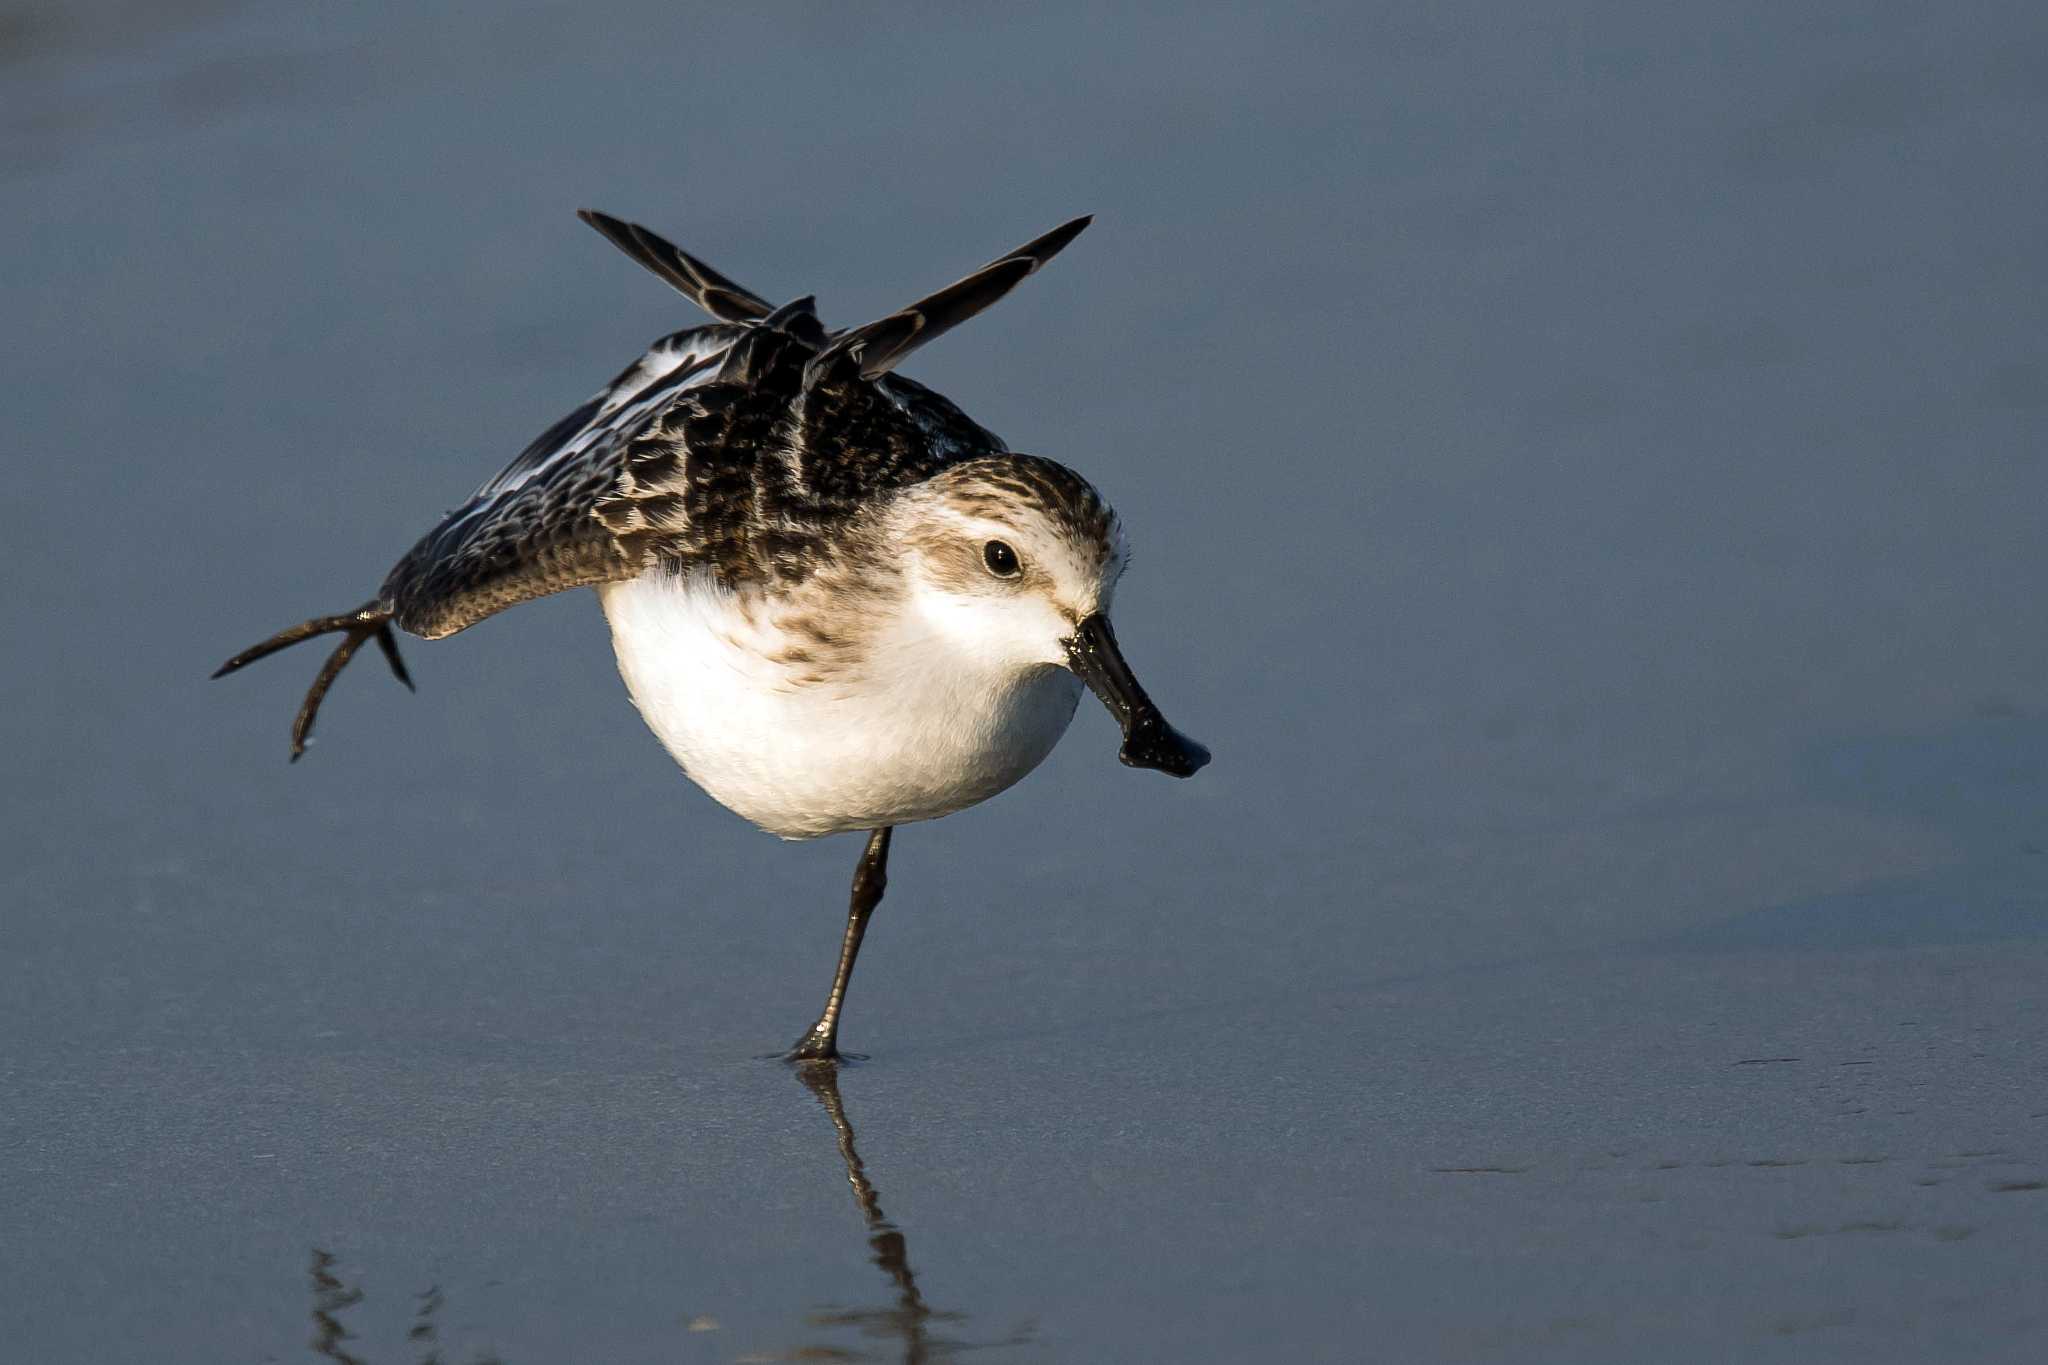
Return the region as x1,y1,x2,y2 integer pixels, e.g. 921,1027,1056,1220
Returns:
212,600,413,762
788,827,892,1062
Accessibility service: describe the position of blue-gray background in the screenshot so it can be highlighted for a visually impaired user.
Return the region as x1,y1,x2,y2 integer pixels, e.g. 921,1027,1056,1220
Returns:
6,2,2048,1360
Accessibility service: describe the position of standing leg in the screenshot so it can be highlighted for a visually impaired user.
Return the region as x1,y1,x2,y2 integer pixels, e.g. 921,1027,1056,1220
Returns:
787,827,892,1061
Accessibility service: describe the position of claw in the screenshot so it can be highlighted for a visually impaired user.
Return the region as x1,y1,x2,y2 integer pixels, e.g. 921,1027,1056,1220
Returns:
213,601,413,760
373,623,415,692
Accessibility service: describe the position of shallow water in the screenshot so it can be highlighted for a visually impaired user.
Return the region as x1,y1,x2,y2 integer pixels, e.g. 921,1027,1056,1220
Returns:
5,2,2048,1360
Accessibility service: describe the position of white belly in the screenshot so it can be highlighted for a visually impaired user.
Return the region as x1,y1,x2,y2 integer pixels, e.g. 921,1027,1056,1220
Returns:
598,570,1081,839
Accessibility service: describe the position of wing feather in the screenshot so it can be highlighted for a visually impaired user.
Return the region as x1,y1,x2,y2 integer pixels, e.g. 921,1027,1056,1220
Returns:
576,209,775,322
381,330,738,638
473,324,743,500
803,215,1091,386
378,215,1074,639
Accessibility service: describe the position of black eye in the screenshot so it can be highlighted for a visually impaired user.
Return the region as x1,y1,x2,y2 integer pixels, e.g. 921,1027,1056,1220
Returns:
982,539,1020,578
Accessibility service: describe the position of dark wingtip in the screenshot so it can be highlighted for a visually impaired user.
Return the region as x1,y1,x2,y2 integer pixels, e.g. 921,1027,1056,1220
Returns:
801,214,1096,389
576,208,635,250
1025,214,1093,267
576,208,776,323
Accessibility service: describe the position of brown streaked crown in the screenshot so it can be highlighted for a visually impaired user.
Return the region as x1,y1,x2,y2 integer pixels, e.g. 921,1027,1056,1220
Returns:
919,455,1122,572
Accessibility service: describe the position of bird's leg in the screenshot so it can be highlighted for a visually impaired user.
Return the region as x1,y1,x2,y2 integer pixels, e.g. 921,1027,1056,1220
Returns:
788,827,892,1062
212,601,413,761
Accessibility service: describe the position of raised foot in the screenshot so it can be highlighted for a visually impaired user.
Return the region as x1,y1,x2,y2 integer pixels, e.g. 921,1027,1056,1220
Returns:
211,600,413,761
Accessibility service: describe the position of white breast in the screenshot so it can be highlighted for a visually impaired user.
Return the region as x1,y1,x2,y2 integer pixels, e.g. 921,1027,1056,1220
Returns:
598,569,1081,839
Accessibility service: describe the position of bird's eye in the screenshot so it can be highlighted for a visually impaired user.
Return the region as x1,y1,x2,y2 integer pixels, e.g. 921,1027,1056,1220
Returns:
982,540,1021,578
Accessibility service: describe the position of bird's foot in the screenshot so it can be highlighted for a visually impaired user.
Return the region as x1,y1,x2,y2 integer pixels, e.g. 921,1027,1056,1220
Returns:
780,1024,864,1065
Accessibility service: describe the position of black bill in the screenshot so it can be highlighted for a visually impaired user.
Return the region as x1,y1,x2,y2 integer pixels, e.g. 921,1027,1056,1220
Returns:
1062,613,1211,778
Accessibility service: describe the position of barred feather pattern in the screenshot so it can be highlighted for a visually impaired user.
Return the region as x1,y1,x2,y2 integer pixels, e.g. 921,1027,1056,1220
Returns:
374,211,1091,640
380,311,1005,639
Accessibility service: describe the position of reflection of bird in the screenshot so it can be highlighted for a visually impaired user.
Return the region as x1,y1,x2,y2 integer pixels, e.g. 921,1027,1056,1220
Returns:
305,1250,500,1365
216,211,1208,1058
308,1248,367,1365
791,1062,1034,1362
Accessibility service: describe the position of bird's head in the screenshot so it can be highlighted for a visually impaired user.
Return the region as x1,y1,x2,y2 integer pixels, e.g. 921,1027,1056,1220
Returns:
888,454,1209,778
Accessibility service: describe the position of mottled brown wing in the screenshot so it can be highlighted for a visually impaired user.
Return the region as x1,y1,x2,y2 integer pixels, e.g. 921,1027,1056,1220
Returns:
378,213,1088,639
379,337,735,639
586,320,1009,589
381,438,638,640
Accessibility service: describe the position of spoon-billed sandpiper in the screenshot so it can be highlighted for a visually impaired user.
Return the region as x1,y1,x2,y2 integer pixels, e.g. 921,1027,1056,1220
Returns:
216,210,1208,1059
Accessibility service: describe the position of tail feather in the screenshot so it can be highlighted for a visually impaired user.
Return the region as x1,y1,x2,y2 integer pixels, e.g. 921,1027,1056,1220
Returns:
213,601,412,761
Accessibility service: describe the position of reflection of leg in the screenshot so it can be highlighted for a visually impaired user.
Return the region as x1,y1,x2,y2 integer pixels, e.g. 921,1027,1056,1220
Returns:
792,1061,935,1338
788,828,892,1061
795,1062,885,1226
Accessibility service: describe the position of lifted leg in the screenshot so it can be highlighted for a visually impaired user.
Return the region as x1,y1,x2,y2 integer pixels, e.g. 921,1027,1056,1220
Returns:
787,827,893,1062
212,600,413,761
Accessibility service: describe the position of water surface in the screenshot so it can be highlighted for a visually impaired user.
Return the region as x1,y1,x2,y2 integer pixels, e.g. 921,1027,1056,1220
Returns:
5,2,2048,1360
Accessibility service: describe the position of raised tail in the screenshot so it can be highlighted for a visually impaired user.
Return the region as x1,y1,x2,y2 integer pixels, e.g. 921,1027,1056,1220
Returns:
212,601,413,761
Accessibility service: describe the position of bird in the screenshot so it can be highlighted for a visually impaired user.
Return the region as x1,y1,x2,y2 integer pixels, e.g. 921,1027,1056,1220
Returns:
214,209,1210,1061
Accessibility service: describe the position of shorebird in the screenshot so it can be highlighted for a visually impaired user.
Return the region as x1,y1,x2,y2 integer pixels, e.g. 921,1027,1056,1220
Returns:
215,210,1209,1060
